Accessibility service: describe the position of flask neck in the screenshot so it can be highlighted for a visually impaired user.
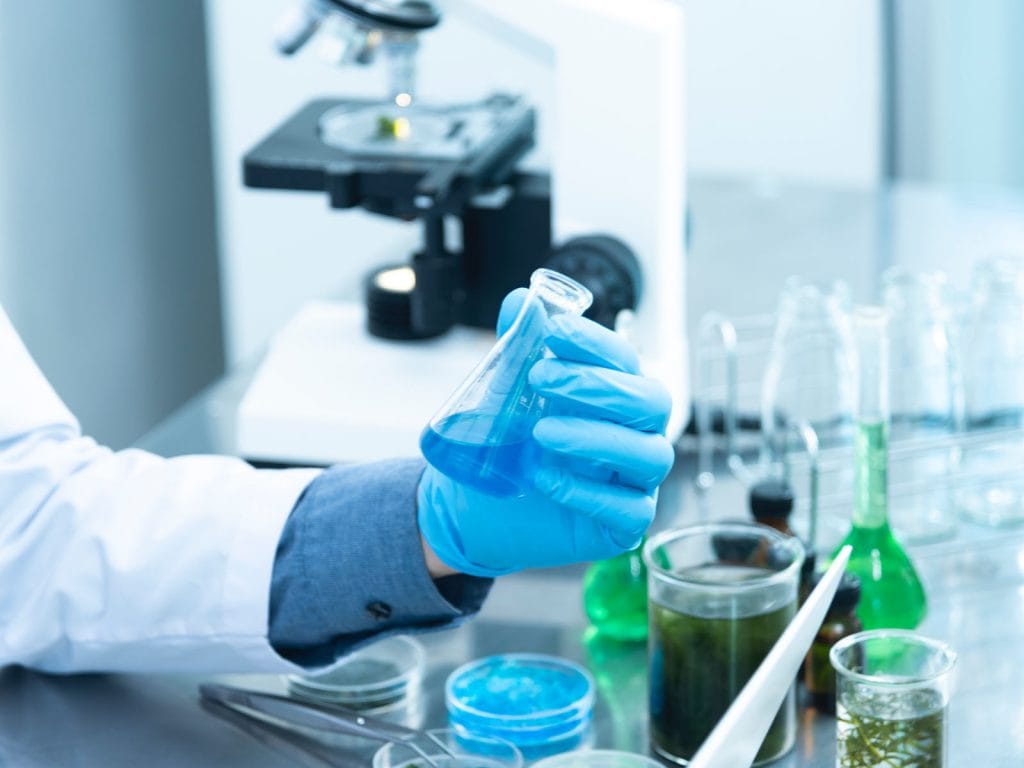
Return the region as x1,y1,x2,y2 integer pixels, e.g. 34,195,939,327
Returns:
852,419,889,529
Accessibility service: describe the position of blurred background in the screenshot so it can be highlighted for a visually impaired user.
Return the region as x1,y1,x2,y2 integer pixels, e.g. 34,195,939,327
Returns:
1,0,1023,448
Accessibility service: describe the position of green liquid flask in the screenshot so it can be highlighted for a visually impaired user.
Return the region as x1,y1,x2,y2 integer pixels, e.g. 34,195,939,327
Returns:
833,307,926,630
582,541,648,642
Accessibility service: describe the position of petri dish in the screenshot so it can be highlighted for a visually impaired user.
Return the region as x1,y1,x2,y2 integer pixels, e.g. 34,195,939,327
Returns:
446,654,595,760
373,728,523,768
287,635,424,711
531,750,663,768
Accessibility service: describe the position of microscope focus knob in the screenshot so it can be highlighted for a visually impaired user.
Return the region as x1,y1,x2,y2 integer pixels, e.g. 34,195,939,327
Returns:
546,235,642,330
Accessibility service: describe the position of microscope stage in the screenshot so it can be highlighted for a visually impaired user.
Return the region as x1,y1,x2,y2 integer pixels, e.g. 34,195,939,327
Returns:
244,95,536,218
319,99,519,161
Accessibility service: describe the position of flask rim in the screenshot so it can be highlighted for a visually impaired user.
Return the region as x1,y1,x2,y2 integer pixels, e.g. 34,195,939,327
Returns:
529,268,593,314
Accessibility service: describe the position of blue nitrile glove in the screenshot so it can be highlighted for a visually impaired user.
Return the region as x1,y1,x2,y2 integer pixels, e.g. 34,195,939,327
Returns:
417,288,676,578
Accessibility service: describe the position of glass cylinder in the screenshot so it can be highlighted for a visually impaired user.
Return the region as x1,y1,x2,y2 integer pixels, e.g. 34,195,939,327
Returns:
830,630,957,768
644,523,805,766
420,269,592,497
762,277,855,469
883,268,960,543
958,257,1024,526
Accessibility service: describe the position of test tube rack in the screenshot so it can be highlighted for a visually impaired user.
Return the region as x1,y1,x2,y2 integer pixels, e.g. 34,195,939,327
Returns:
691,310,1024,557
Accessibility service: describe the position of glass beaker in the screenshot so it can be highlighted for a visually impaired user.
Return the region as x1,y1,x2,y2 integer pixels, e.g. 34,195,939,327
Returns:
833,307,927,631
830,630,957,768
644,522,804,766
762,277,854,462
420,269,592,497
883,268,960,543
957,257,1024,526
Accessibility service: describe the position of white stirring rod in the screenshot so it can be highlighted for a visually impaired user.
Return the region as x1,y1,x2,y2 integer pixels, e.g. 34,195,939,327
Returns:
688,545,852,768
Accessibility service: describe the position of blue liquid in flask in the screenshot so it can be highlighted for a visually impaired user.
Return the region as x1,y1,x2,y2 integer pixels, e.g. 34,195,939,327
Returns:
420,410,535,497
420,268,593,497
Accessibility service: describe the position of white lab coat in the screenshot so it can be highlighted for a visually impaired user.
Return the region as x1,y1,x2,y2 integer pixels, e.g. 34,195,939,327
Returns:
0,305,319,673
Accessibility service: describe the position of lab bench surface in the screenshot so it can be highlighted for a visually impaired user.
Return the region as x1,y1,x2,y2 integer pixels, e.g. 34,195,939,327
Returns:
5,177,1024,766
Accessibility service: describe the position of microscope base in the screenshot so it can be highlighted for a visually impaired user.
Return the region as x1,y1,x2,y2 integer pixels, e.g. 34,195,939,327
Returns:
237,300,496,466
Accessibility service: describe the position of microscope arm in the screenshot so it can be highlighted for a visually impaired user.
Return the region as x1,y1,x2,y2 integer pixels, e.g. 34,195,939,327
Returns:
443,0,690,439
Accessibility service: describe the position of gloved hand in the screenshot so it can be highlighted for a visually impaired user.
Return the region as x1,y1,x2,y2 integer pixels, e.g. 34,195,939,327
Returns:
417,288,675,578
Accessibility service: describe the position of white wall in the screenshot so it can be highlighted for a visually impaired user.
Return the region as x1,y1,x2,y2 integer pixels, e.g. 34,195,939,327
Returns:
207,0,882,364
685,0,881,185
0,0,223,448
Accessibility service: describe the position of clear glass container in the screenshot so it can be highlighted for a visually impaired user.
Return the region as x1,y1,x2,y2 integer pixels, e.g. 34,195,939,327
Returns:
883,268,960,543
421,269,593,497
832,307,926,631
957,257,1024,526
373,728,523,768
762,277,855,471
830,630,957,768
644,522,805,766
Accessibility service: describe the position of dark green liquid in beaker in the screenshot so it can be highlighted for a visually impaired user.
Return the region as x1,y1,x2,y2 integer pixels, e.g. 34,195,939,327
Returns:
649,567,796,764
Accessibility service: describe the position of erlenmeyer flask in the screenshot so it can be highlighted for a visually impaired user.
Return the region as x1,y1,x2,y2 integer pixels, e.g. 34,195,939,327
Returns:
420,268,593,497
883,268,959,543
762,277,855,466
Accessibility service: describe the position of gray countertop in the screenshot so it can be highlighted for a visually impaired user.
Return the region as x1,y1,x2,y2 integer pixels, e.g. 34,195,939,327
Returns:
5,177,1024,766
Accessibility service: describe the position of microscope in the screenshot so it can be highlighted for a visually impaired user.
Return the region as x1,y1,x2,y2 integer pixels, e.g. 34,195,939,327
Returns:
237,0,687,465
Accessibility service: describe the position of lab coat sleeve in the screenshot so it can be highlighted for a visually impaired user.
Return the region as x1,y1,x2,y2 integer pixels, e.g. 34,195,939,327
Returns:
269,459,493,668
0,305,319,673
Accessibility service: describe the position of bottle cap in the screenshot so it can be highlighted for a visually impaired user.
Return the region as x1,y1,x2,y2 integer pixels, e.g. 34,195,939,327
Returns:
801,551,818,582
749,478,795,520
814,571,861,614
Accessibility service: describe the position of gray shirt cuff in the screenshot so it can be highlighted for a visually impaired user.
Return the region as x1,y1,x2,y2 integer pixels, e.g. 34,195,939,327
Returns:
268,458,492,667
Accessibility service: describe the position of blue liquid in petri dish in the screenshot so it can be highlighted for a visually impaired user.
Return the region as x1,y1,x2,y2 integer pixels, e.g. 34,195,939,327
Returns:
421,411,534,497
445,654,595,760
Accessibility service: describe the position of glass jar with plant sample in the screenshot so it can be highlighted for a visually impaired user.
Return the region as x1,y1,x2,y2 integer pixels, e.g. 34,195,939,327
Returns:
644,522,804,766
830,630,956,768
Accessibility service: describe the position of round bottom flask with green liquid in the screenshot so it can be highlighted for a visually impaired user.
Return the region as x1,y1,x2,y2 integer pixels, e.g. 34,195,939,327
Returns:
583,540,648,642
644,523,804,765
835,308,926,631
